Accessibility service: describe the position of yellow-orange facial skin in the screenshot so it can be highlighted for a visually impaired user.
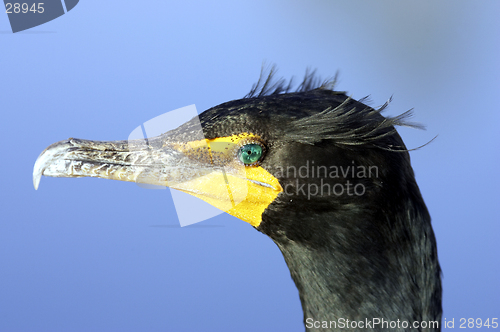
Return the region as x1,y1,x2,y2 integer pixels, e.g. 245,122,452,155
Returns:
170,133,283,227
33,133,283,228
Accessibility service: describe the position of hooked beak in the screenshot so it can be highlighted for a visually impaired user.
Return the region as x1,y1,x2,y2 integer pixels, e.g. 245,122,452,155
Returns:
33,133,282,227
33,136,216,191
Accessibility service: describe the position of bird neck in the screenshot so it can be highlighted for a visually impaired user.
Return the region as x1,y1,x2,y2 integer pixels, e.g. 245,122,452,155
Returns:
262,193,441,331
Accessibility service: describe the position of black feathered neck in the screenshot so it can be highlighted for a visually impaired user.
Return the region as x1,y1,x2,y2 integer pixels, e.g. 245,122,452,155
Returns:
258,136,442,330
168,68,442,331
237,66,442,331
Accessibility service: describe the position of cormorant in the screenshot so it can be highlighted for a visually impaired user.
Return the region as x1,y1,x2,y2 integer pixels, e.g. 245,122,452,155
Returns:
33,69,442,331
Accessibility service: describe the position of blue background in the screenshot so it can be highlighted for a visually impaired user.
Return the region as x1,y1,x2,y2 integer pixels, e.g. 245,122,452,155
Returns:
1,1,499,331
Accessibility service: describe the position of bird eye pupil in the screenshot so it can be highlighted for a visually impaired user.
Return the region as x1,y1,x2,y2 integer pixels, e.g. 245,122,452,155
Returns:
238,144,263,165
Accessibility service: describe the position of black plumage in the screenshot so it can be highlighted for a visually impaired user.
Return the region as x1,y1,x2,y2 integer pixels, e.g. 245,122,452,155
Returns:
197,72,441,329
34,68,442,331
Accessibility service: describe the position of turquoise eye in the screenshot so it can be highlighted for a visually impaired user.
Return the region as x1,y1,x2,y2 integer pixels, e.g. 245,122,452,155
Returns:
238,144,263,165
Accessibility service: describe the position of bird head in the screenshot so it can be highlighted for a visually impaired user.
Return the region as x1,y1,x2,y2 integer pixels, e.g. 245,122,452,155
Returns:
33,72,415,229
33,69,441,326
